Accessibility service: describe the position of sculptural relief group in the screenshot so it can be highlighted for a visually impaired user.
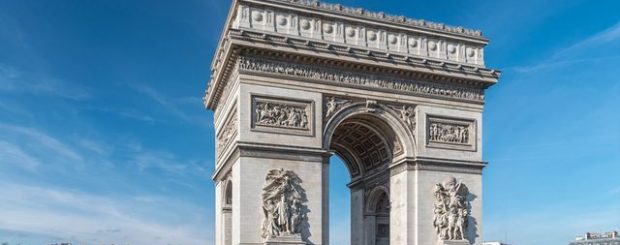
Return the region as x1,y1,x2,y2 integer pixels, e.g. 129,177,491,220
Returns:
262,169,308,240
255,101,309,130
433,177,471,242
429,122,470,144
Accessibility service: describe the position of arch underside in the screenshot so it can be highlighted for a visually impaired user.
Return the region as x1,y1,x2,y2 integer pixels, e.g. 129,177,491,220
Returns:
329,115,395,245
330,116,397,180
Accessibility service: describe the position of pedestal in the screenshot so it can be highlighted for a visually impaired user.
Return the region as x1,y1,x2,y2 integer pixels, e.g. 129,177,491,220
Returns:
265,234,306,245
439,240,471,245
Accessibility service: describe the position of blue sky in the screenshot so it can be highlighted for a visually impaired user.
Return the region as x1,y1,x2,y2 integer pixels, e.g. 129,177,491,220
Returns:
0,0,618,245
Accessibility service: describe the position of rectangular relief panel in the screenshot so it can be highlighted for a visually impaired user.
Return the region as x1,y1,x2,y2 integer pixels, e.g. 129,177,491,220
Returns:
216,107,238,158
251,95,314,136
426,115,477,151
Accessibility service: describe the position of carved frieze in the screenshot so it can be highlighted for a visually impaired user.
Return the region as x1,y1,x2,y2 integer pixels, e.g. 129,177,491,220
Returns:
262,168,308,242
216,110,238,157
433,177,471,243
427,116,476,151
239,56,485,102
252,96,314,136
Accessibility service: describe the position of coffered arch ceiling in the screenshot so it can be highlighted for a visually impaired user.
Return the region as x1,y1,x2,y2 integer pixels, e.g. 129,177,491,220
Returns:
329,115,399,180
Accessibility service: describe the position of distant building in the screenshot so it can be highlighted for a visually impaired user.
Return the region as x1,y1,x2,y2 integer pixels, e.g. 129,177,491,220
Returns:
570,231,619,245
483,242,511,245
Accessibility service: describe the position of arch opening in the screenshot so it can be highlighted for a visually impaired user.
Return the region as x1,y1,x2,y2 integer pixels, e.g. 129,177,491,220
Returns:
327,113,398,245
223,180,232,245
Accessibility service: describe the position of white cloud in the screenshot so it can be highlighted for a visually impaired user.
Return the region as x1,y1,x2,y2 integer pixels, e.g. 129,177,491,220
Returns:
0,123,83,162
0,64,90,100
78,138,112,156
132,84,192,122
0,182,212,245
554,21,620,58
0,140,40,171
510,21,620,73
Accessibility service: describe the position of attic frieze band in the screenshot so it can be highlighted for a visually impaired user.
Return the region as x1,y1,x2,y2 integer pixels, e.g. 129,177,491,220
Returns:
239,56,485,102
263,0,484,38
234,1,486,66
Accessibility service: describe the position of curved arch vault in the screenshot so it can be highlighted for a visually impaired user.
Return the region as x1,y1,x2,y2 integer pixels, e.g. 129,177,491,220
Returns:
205,0,499,245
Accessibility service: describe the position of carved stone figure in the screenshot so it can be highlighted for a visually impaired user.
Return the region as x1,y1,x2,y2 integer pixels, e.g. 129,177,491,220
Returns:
433,177,470,242
255,101,309,130
324,96,352,120
262,169,308,240
397,105,416,130
429,122,470,144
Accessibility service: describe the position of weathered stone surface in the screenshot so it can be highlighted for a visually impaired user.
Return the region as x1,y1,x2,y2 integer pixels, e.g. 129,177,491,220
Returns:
206,0,498,245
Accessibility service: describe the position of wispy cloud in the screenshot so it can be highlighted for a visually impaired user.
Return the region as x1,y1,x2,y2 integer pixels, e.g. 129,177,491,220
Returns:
131,149,208,176
0,182,212,245
0,140,40,171
553,22,620,58
0,124,83,163
0,64,90,100
510,21,620,73
132,84,192,122
77,138,112,156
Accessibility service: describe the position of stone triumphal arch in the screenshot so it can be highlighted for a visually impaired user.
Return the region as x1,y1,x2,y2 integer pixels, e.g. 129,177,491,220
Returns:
204,1,499,245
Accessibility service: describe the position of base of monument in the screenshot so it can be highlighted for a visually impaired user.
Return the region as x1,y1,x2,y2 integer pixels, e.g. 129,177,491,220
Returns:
439,240,471,245
265,234,306,245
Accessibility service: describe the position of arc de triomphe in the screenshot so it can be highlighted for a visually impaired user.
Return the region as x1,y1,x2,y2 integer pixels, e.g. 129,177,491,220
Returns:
204,1,500,245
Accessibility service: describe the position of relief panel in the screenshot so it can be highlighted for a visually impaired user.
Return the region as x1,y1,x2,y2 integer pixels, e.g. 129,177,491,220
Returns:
426,115,476,151
251,95,314,136
216,108,238,158
262,168,309,242
433,177,472,243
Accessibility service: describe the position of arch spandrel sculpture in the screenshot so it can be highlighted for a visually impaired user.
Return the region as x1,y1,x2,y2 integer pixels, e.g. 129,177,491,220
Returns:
204,1,500,245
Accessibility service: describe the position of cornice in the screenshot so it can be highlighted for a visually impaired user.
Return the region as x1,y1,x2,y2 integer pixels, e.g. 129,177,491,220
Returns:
205,42,499,109
205,0,501,110
389,156,486,176
212,141,331,181
229,30,499,78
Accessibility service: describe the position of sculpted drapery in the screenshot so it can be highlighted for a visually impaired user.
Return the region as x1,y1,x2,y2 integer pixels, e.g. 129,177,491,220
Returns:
433,177,470,242
262,169,307,240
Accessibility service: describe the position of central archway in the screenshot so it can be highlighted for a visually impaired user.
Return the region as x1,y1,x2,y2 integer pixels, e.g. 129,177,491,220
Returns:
325,104,412,245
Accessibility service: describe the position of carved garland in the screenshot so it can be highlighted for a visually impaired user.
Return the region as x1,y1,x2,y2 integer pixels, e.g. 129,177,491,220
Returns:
239,56,485,102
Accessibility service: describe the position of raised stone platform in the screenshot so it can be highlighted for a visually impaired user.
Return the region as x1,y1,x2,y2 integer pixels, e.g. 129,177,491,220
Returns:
440,240,471,245
265,234,306,245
